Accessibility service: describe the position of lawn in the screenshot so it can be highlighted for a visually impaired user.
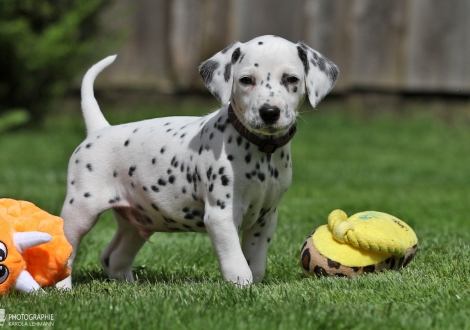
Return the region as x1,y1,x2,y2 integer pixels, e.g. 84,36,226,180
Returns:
0,98,469,329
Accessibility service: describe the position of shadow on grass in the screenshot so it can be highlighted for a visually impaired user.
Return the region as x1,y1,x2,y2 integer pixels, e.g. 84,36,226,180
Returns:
71,264,306,287
72,265,224,286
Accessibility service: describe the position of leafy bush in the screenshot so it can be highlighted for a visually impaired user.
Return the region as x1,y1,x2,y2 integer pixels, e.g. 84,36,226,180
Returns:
0,0,112,126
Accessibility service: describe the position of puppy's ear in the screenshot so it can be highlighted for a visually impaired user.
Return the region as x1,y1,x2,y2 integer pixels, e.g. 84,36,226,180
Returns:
296,42,339,108
199,42,243,105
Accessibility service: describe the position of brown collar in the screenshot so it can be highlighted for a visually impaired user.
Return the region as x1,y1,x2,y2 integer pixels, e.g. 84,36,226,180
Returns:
227,104,296,153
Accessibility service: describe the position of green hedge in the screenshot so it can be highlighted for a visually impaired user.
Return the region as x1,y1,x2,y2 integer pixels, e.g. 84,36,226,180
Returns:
0,0,112,126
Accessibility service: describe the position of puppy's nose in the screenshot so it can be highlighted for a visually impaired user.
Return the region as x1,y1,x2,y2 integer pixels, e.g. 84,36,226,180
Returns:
259,104,280,124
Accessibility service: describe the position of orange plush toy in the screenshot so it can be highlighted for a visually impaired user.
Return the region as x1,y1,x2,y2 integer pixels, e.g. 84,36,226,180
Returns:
0,199,72,294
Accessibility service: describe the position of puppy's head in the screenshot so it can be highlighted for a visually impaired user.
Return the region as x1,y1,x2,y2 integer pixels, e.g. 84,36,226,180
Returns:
199,35,339,136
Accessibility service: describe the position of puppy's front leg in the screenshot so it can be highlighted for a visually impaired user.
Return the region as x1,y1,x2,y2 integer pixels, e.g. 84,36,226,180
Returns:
204,207,253,286
242,211,278,284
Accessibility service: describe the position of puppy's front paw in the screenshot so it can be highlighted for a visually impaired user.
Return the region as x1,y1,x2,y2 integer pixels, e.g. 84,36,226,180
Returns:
223,264,253,286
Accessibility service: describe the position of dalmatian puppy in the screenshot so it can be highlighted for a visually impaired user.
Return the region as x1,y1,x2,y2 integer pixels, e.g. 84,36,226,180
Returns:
56,35,338,289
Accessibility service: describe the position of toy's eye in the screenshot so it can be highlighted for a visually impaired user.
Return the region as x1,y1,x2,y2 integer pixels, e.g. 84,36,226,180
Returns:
0,265,8,284
239,76,255,85
0,242,7,262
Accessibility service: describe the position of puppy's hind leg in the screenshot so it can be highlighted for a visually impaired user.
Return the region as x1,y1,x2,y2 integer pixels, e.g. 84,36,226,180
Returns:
56,196,105,289
100,209,147,283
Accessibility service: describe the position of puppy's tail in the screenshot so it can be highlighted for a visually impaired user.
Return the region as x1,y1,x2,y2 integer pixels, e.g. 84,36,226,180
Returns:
81,55,116,135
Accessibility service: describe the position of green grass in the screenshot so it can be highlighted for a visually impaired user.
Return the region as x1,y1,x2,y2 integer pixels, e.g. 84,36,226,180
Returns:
0,99,469,329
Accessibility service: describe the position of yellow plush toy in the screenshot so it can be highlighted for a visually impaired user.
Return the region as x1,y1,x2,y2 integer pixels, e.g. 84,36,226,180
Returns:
0,199,72,294
301,210,418,277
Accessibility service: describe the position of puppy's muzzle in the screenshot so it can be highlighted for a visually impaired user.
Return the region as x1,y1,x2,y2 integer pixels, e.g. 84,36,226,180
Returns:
259,104,281,125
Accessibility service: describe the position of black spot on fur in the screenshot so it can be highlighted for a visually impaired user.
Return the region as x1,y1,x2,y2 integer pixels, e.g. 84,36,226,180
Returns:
169,175,176,184
86,143,92,148
216,199,226,209
257,172,265,181
236,135,243,146
317,56,326,72
86,163,92,171
258,41,263,45
84,192,91,198
124,140,130,147
160,147,166,154
227,155,234,161
206,167,213,180
231,47,241,64
329,65,339,82
199,60,220,84
224,63,231,82
245,153,251,163
151,185,159,192
297,44,309,75
69,198,74,204
192,209,202,217
158,178,166,186
128,166,136,176
221,175,229,186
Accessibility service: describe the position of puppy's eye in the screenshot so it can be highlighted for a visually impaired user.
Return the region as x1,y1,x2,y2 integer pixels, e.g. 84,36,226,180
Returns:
286,76,299,84
239,76,255,85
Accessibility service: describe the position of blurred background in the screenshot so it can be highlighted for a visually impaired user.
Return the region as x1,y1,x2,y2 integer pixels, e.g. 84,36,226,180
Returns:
1,0,470,127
